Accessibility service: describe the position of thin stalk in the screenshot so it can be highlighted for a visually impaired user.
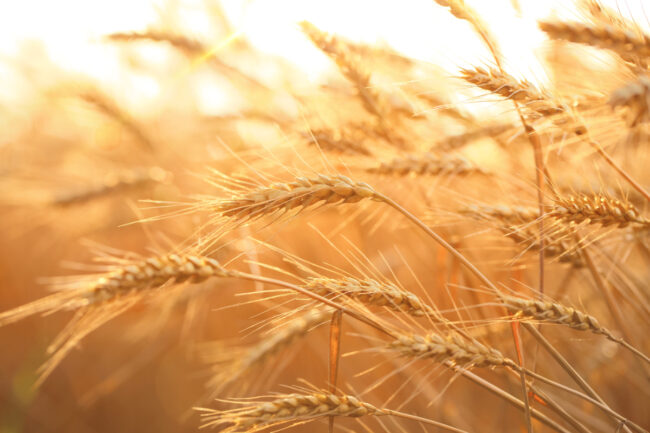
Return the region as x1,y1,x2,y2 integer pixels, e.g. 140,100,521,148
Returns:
524,323,635,433
454,367,572,433
382,409,469,433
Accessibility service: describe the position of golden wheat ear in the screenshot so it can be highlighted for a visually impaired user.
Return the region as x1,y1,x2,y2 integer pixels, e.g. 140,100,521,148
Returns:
0,288,88,328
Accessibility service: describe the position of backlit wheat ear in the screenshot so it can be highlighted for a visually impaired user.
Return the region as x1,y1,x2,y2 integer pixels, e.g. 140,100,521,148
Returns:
205,308,331,395
52,167,168,207
539,21,650,66
86,254,234,304
0,254,232,327
300,22,389,122
501,295,608,335
435,123,512,151
199,392,388,431
500,224,585,267
549,192,649,227
301,128,372,156
367,153,485,176
389,331,514,368
433,0,502,64
107,31,204,52
212,174,382,222
460,66,562,117
79,90,155,150
501,295,650,363
579,0,637,31
304,277,439,317
459,204,540,224
609,75,650,126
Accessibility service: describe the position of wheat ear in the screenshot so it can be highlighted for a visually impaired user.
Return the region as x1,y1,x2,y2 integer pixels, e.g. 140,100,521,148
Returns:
609,75,650,126
503,295,650,364
549,192,649,227
53,167,168,207
389,331,514,368
199,391,468,433
304,277,439,317
539,21,650,66
368,153,485,176
460,66,562,117
213,174,381,221
206,308,331,394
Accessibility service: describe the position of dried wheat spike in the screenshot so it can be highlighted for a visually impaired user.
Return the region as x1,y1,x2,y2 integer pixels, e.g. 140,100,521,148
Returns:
88,254,234,304
302,128,372,156
501,224,585,267
549,193,649,227
368,153,485,176
79,90,154,150
0,254,233,328
539,21,650,66
501,295,613,337
579,0,637,32
200,392,386,430
389,331,513,368
304,277,437,317
214,174,382,221
106,31,204,53
459,204,540,224
460,66,561,117
436,123,512,151
433,0,502,63
206,308,330,394
300,22,389,121
609,75,650,125
53,167,168,207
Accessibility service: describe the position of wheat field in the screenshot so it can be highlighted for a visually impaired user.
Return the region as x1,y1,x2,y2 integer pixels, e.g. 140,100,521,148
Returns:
0,0,649,432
